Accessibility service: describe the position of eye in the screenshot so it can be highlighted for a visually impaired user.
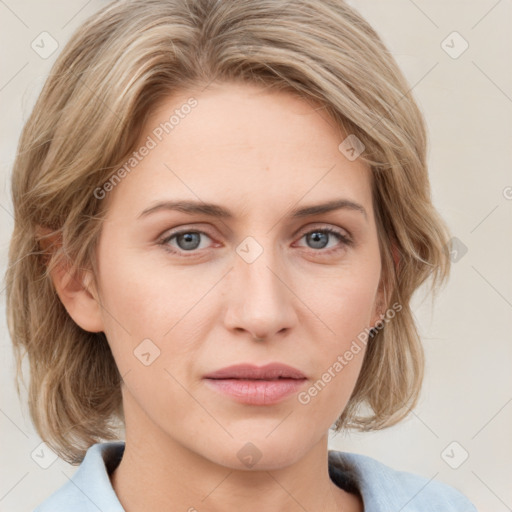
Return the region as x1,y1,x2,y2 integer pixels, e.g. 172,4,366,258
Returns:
159,229,214,256
158,226,353,257
295,227,353,254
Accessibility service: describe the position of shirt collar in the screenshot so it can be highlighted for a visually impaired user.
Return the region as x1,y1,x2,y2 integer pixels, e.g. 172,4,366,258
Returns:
37,441,475,512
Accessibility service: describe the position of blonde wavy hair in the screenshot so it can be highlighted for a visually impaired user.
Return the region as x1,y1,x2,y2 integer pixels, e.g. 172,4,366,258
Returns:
5,0,451,464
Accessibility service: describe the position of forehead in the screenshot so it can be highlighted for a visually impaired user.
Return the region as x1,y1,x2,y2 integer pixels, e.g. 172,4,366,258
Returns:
105,81,373,219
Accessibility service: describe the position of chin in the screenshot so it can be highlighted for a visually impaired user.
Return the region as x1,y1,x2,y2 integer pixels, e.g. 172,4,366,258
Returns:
199,431,314,471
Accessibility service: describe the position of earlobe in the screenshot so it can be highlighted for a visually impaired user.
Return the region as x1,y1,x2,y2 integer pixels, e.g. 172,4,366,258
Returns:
370,293,385,331
370,242,400,330
51,263,105,333
370,277,389,331
392,243,401,274
37,226,104,333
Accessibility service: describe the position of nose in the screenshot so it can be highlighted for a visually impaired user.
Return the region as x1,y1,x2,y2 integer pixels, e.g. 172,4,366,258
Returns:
222,240,297,341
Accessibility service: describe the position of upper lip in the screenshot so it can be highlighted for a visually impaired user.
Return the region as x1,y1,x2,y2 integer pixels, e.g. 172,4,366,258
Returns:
203,363,306,380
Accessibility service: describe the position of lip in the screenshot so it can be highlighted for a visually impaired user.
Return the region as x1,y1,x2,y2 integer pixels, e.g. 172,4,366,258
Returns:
203,363,306,380
203,363,307,405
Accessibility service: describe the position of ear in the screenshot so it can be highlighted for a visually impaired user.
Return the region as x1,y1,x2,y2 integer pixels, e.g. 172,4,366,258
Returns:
37,226,104,333
369,281,386,330
370,241,401,329
391,242,401,274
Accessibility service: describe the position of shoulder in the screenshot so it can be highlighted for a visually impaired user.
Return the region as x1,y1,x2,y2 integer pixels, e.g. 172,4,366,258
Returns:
328,450,478,512
33,442,125,512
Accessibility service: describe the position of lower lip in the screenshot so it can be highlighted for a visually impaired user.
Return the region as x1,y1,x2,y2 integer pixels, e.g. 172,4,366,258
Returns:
203,378,306,405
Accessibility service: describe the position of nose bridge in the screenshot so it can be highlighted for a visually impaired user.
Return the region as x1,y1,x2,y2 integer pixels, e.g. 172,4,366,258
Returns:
240,241,281,297
237,235,287,308
224,234,296,339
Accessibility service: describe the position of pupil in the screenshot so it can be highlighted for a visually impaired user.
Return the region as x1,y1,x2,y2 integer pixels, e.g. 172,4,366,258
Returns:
178,232,200,250
309,231,328,249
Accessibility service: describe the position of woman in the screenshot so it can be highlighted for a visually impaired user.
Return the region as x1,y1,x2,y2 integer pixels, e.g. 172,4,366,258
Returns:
5,0,477,510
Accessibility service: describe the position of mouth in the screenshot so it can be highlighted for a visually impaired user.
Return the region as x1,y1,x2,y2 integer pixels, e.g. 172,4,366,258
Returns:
203,363,307,405
203,362,306,380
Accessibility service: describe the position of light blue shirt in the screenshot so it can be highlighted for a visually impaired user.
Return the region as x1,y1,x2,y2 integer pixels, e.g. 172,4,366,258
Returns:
34,441,478,511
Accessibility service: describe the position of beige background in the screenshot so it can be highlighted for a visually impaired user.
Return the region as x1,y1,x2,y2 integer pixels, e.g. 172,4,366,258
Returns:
1,1,511,511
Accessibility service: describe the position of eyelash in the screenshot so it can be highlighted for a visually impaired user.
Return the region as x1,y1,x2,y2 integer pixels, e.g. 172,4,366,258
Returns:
158,226,353,258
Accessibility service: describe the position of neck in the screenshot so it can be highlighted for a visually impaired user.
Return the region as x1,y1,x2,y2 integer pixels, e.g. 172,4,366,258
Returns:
110,392,363,512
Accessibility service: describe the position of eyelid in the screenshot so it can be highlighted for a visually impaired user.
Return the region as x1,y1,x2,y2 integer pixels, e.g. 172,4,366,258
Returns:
158,227,215,247
296,222,352,240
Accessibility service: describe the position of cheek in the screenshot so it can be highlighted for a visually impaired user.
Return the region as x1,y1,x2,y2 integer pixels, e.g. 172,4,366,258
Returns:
329,284,378,339
306,265,380,340
297,312,369,426
291,275,377,421
96,247,222,389
95,254,203,426
97,245,208,337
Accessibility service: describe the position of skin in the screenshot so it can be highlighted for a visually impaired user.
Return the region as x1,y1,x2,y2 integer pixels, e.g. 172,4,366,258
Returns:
54,81,388,512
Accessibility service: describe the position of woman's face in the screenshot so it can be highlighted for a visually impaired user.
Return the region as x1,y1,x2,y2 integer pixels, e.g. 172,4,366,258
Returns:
90,81,384,469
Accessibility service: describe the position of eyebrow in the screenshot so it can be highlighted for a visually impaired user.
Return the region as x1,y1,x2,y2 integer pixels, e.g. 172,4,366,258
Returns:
138,198,368,222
